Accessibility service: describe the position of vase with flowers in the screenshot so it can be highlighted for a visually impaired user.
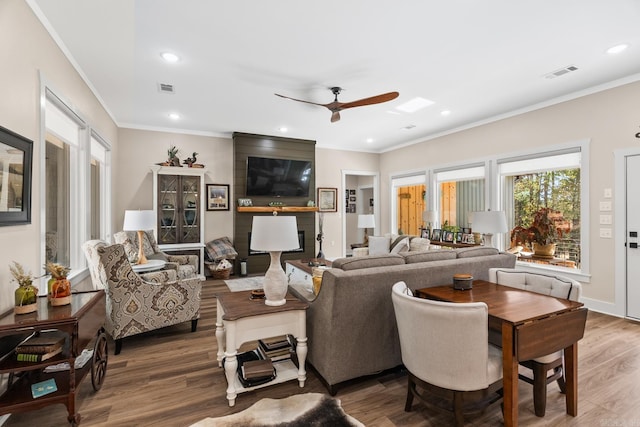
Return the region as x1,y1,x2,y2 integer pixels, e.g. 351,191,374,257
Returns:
510,207,571,258
10,261,39,314
45,262,72,306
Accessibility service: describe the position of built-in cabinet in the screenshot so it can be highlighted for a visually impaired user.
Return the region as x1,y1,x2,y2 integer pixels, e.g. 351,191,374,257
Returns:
151,165,206,275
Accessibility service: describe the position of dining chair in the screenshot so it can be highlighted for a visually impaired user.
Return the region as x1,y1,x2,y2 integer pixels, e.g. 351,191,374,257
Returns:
488,268,585,417
391,281,503,426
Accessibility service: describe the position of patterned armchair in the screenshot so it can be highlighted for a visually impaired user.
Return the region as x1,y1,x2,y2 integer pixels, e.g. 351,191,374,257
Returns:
113,230,198,279
82,240,202,355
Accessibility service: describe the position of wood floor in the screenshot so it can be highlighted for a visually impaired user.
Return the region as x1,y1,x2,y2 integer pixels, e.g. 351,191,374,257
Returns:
4,278,640,426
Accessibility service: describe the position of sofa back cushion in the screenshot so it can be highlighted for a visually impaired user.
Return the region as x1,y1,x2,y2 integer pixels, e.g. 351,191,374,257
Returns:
332,254,405,271
455,247,500,258
402,250,457,264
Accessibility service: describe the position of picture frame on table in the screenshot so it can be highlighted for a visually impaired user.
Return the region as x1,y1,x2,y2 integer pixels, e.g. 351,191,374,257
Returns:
317,187,338,212
455,231,463,243
421,229,430,239
462,233,475,244
237,198,253,207
207,184,230,211
443,231,454,242
431,229,442,242
462,227,472,234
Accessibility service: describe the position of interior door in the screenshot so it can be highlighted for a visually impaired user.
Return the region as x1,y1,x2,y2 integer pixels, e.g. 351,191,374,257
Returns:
626,154,640,319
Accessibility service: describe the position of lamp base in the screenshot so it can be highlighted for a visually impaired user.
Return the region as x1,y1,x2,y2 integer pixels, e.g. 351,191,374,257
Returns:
263,251,287,306
136,230,149,265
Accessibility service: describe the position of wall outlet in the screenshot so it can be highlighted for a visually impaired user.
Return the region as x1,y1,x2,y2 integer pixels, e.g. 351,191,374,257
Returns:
599,214,612,225
599,228,612,238
604,188,612,198
599,201,612,211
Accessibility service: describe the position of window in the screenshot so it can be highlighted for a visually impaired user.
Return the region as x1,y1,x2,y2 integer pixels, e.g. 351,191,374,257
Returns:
434,165,485,230
499,148,583,270
43,90,112,283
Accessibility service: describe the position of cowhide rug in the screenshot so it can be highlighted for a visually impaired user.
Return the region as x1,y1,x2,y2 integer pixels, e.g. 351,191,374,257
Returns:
190,393,364,427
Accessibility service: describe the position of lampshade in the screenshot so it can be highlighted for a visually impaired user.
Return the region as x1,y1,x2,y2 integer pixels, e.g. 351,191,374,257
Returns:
250,215,299,306
250,216,300,252
357,214,375,229
123,210,155,231
422,210,437,224
469,210,508,247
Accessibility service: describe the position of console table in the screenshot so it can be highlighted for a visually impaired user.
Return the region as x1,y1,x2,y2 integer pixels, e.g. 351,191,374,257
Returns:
0,291,107,426
215,290,309,406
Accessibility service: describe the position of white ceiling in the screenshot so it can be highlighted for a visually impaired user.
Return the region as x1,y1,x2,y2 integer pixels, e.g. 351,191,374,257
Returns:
29,0,640,153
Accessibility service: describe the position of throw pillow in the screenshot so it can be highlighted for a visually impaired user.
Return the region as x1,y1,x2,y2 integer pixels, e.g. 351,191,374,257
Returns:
409,237,430,252
390,237,409,254
205,236,238,261
368,236,390,256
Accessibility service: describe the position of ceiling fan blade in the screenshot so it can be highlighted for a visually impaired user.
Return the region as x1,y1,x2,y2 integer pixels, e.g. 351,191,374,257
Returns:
331,111,341,122
339,91,399,110
275,93,328,108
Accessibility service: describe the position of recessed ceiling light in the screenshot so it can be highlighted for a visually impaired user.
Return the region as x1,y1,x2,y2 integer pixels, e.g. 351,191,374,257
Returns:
395,97,434,113
279,127,288,133
606,44,629,54
161,52,180,63
440,110,451,116
168,113,180,120
366,138,374,143
387,110,401,115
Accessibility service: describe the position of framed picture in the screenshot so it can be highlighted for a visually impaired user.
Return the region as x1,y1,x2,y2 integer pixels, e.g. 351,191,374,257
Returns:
0,126,33,226
349,196,356,202
206,184,230,211
431,229,442,241
348,204,356,213
443,231,454,242
318,187,338,212
237,198,253,207
369,198,374,207
462,227,472,234
462,233,475,244
421,229,430,239
455,231,463,242
349,189,356,195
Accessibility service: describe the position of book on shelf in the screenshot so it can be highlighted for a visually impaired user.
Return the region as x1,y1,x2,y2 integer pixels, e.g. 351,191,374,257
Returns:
31,378,58,399
241,359,275,380
16,330,65,354
258,335,292,351
257,346,292,362
222,349,276,387
16,346,63,362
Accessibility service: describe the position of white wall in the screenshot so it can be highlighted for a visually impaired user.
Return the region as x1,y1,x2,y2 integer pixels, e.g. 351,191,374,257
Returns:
0,0,117,313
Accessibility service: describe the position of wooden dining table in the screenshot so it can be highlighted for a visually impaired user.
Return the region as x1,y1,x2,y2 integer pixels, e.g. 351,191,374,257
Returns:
415,280,587,427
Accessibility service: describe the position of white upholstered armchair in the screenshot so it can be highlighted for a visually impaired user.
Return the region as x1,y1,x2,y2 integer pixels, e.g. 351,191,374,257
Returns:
113,230,198,279
83,240,202,355
391,281,503,426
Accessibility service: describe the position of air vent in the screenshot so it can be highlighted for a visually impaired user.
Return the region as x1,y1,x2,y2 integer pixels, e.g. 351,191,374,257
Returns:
544,65,579,79
401,124,416,131
158,83,175,93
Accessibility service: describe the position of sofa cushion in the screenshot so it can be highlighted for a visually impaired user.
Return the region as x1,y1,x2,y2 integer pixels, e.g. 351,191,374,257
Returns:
368,236,390,255
331,254,405,271
402,250,457,264
455,247,500,258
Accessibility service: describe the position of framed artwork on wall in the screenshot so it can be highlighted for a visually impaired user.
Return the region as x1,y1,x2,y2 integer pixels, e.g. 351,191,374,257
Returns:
0,126,32,226
206,184,230,211
318,187,338,212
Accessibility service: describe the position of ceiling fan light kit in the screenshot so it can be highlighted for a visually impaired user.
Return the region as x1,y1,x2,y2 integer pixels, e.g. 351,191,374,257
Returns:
275,87,399,122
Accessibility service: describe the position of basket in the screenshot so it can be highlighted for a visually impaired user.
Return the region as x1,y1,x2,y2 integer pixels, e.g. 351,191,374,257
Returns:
209,266,232,280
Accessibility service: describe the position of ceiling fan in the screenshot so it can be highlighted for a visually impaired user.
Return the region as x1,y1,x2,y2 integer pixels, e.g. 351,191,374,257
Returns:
275,87,399,123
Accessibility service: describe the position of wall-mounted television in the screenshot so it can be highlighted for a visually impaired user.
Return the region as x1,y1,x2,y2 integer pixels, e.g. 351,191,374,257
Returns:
246,156,312,197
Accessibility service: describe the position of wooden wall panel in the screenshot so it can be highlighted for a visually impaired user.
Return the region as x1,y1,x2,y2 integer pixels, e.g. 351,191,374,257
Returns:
233,133,316,274
396,184,425,235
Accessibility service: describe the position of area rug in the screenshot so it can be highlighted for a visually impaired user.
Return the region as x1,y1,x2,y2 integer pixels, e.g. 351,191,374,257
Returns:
189,393,364,427
224,276,264,292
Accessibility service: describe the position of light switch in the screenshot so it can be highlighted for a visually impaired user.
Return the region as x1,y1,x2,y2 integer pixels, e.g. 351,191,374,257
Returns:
600,214,612,225
604,188,612,198
600,201,612,211
600,228,612,238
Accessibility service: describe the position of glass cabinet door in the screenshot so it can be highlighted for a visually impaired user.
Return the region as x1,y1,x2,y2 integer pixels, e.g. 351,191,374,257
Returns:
157,174,200,244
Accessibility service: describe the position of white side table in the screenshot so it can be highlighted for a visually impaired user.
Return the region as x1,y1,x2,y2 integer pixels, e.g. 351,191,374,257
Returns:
131,259,166,273
215,290,309,406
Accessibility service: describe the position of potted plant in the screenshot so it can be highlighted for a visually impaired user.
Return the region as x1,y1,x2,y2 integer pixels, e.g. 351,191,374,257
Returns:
10,261,39,314
45,262,71,306
510,207,570,258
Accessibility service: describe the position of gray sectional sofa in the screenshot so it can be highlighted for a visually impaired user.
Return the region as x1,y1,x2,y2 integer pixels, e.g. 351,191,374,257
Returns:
288,246,516,395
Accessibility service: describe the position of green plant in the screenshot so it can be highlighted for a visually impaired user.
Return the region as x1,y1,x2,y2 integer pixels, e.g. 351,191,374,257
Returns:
510,207,569,247
441,220,460,233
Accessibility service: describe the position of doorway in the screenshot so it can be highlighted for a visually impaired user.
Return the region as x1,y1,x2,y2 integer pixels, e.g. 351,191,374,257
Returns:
342,170,379,257
625,154,640,319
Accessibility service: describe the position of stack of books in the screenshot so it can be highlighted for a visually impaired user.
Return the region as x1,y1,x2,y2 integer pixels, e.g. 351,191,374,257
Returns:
15,331,66,363
227,350,276,387
257,335,294,362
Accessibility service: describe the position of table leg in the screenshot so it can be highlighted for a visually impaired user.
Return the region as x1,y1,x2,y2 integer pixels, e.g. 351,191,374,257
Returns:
564,343,578,416
215,302,225,367
223,350,238,407
502,322,518,427
295,336,307,387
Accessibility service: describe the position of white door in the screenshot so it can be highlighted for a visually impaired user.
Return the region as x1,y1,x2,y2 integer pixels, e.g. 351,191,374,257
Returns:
626,155,640,319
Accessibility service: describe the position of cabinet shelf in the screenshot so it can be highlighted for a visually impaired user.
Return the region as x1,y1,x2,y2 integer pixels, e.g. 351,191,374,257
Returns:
236,206,318,213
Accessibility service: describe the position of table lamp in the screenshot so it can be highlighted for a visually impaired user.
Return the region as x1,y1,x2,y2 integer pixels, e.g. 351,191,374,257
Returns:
422,210,438,235
357,214,375,245
250,214,300,306
123,210,155,264
469,210,508,248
